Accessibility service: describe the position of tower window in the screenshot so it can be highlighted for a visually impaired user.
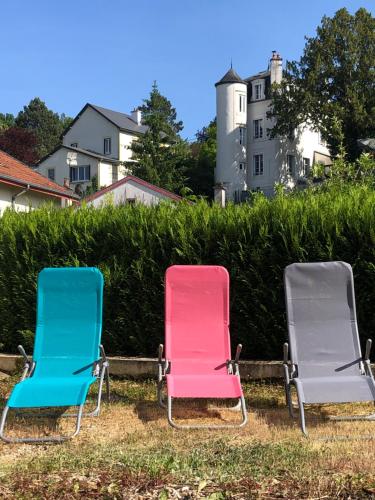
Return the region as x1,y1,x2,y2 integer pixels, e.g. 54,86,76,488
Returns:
239,94,246,113
254,84,262,100
253,119,263,139
287,155,296,176
253,154,264,176
239,127,246,145
239,162,246,171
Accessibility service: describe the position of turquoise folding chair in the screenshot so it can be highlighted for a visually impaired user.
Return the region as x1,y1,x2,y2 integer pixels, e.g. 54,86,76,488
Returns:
0,267,109,443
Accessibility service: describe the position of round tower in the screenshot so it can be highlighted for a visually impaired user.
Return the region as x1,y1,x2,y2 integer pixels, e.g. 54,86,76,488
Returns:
215,67,247,203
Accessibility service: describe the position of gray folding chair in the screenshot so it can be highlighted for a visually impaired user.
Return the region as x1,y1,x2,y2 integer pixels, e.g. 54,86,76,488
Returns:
283,261,375,436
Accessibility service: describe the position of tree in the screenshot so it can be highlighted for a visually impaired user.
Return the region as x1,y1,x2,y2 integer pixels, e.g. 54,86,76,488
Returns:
0,113,15,131
185,119,216,198
128,82,190,193
0,127,39,165
15,98,71,160
268,8,375,160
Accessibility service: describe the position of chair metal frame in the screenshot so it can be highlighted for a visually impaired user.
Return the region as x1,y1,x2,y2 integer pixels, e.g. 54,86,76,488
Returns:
158,343,248,429
0,344,110,444
283,340,375,437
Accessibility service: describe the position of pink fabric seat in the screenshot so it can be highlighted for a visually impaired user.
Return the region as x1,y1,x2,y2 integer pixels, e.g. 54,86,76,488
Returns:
166,374,243,398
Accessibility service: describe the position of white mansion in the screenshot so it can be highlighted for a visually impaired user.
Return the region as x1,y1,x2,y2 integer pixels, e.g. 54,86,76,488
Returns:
36,103,146,195
215,52,331,201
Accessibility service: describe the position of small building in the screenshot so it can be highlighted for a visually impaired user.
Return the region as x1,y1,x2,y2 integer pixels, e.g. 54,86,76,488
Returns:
84,175,183,207
0,149,78,213
36,103,147,195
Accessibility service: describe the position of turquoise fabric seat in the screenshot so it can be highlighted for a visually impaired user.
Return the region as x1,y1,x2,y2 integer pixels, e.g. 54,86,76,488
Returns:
0,267,108,443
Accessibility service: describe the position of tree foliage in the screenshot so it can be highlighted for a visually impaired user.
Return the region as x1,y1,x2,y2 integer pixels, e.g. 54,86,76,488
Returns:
0,127,39,164
15,98,72,161
0,113,15,131
185,119,216,198
268,8,375,160
128,82,190,193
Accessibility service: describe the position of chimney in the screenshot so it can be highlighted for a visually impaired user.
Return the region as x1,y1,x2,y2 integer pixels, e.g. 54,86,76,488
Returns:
63,178,70,189
270,51,283,84
131,108,142,126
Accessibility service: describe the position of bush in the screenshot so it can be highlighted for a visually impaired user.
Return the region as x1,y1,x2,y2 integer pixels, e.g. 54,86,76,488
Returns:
0,184,374,359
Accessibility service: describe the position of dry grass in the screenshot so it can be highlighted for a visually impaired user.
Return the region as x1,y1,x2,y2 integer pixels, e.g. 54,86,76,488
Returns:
0,377,375,499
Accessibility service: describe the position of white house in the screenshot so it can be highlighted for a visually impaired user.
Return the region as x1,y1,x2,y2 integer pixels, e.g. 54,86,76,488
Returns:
36,103,147,196
0,149,78,213
215,52,332,201
84,175,183,207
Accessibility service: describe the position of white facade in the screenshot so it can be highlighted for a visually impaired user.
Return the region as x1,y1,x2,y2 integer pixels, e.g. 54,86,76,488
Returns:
215,52,331,200
36,146,123,196
0,184,64,214
36,103,145,195
85,176,182,207
63,106,120,160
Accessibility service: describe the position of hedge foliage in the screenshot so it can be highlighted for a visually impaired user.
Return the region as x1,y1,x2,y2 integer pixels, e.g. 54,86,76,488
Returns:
0,184,374,359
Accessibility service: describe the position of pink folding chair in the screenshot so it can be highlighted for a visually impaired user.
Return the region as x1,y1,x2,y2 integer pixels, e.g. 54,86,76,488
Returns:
158,265,248,428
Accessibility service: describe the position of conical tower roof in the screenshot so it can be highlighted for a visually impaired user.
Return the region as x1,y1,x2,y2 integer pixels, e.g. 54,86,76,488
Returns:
215,67,246,86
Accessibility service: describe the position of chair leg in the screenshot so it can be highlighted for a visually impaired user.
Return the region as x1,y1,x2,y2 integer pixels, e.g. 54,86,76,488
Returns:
295,386,307,436
285,383,295,419
0,404,84,444
167,395,248,429
157,379,166,409
105,365,110,403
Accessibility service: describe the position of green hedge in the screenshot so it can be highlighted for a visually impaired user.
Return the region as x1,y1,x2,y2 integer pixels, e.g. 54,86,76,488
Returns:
0,184,374,359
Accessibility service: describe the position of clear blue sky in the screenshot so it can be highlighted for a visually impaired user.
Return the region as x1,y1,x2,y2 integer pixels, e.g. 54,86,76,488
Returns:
1,0,373,140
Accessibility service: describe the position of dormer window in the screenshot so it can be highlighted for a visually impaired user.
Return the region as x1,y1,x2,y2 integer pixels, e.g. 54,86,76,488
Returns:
254,83,262,100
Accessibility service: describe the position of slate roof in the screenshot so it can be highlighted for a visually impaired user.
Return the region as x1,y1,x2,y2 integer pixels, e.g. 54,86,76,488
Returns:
215,68,246,86
62,103,148,139
0,149,78,199
89,104,148,134
244,69,270,82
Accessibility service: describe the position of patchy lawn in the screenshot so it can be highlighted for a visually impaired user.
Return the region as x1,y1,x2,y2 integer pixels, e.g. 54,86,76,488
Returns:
0,376,375,499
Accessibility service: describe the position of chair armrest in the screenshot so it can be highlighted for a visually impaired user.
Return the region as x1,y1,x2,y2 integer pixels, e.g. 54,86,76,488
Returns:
17,344,34,380
158,344,169,380
228,344,242,376
365,339,372,362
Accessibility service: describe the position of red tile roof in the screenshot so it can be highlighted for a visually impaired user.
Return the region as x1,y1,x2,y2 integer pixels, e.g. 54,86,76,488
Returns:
0,149,78,200
84,175,184,203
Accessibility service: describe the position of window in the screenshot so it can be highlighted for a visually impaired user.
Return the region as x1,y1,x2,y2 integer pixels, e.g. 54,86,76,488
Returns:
104,138,111,155
70,165,91,182
253,154,264,176
239,94,246,113
112,165,118,184
47,168,55,181
318,132,326,146
254,83,262,100
239,127,246,145
302,158,310,177
287,155,296,176
239,162,246,171
253,119,263,139
70,143,78,148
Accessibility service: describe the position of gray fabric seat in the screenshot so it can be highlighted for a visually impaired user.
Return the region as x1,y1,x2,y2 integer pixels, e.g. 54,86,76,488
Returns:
283,261,375,435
